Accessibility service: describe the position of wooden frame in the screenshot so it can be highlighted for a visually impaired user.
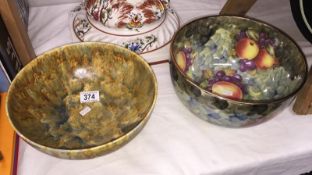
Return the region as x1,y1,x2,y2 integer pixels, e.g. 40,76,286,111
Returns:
293,67,312,115
220,0,257,16
0,2,33,174
0,0,35,66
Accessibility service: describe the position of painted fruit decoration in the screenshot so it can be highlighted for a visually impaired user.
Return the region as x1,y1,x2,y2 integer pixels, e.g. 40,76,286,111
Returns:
175,46,192,72
236,30,278,71
236,38,259,60
176,51,187,71
212,81,243,100
255,49,277,69
208,70,245,100
174,27,283,101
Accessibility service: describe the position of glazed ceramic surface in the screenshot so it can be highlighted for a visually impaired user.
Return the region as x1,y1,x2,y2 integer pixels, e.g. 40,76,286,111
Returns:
6,42,157,159
85,0,166,29
170,16,308,127
70,1,179,54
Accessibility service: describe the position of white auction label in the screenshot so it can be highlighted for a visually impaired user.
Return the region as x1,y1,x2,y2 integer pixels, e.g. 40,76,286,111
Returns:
80,91,100,103
79,106,91,116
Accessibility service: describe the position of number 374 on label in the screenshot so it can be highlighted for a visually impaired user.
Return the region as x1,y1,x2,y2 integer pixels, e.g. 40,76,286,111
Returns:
80,91,100,103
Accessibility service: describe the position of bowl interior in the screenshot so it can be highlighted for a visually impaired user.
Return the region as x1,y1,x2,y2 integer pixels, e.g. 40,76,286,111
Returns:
171,16,307,102
7,43,156,150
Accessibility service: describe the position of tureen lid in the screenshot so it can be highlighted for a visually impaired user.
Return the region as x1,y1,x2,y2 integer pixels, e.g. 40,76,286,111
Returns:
70,0,179,54
85,0,167,29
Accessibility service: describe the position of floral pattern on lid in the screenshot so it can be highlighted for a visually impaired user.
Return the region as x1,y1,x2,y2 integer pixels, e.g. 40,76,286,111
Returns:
70,2,180,54
85,0,166,29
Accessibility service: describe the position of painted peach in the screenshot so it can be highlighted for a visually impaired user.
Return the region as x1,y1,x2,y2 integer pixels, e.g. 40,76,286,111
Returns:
176,51,187,71
255,49,276,69
236,38,259,60
212,81,243,100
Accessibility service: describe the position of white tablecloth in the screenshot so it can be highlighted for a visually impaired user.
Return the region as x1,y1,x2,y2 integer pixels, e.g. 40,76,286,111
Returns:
18,0,312,174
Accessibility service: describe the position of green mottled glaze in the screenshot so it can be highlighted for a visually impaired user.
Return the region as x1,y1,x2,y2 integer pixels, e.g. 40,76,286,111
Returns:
170,16,308,127
6,42,157,159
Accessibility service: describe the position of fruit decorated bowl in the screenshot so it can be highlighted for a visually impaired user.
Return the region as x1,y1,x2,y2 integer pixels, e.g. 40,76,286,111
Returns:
6,42,157,159
170,15,308,127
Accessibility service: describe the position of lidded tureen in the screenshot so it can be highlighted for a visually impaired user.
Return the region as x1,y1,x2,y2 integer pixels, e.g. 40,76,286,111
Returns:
71,0,178,55
85,0,168,29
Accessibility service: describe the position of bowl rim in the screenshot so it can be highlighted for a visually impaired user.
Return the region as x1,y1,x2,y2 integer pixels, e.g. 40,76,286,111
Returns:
5,42,158,157
170,15,308,105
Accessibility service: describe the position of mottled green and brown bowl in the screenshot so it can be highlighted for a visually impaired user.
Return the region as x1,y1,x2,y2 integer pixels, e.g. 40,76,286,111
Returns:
170,15,308,127
6,42,157,159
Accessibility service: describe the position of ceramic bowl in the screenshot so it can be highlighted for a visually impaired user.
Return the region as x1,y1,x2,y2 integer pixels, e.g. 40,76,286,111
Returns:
170,15,308,127
6,42,157,159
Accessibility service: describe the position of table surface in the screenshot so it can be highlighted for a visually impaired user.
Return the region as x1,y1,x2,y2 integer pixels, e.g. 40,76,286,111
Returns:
16,0,312,174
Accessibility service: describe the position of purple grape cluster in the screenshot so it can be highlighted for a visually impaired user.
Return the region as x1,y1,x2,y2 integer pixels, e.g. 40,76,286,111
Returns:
236,30,276,49
258,32,275,49
239,59,256,72
182,47,193,70
207,70,245,92
236,31,247,41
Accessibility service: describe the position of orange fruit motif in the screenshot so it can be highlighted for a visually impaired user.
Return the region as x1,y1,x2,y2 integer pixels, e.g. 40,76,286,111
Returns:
254,49,276,69
212,81,243,100
236,38,260,60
